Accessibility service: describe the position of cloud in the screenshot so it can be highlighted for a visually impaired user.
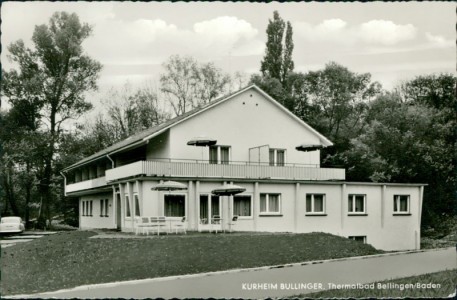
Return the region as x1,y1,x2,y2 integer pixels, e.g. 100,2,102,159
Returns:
294,19,417,46
194,16,258,43
83,15,263,66
425,32,454,48
357,20,417,45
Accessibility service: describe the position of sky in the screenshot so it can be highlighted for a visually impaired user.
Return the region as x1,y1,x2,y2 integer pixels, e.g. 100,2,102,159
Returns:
1,1,455,116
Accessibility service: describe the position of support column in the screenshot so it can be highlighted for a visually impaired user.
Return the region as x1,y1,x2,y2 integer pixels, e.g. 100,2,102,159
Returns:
119,183,125,231
195,181,200,231
417,186,424,249
253,182,259,231
294,183,300,232
158,179,164,215
341,183,346,230
187,180,193,227
381,185,386,228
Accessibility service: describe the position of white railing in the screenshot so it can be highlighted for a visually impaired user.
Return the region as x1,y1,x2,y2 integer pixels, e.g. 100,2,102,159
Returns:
66,176,107,193
105,160,345,182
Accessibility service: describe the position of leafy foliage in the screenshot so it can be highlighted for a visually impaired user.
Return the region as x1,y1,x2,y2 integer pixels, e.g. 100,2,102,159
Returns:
1,12,102,227
260,11,295,85
160,55,231,116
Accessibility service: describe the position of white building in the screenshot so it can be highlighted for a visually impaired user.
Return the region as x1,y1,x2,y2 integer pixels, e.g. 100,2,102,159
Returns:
62,85,425,251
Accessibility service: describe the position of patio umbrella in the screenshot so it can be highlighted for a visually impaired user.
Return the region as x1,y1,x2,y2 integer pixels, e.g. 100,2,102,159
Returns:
187,137,217,162
212,184,246,232
211,184,246,196
295,144,324,152
187,137,217,147
151,180,188,191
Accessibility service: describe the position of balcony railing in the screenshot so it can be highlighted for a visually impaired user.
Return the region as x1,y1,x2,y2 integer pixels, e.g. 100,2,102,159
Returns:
105,159,345,182
66,176,108,194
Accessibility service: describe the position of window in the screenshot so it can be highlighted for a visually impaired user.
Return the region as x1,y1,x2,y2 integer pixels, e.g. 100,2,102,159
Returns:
233,195,252,217
134,194,140,217
306,194,325,214
164,194,185,217
393,195,410,214
104,199,109,217
260,193,281,214
100,199,109,217
125,195,131,217
348,194,366,214
209,146,230,164
82,201,86,216
269,149,286,166
100,199,104,217
200,195,220,223
348,236,366,244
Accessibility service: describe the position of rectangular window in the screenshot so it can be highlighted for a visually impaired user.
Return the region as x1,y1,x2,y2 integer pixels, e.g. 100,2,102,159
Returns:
260,193,281,214
100,199,104,217
164,194,185,217
348,194,366,214
134,194,140,217
269,149,286,166
211,196,220,217
220,147,229,164
89,201,93,216
105,199,109,217
269,149,275,166
209,147,218,164
393,195,410,214
125,195,131,217
209,146,230,164
306,194,325,214
348,236,366,244
82,201,86,216
233,195,252,217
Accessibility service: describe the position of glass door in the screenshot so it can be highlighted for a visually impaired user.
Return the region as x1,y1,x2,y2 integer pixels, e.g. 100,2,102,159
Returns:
199,195,220,224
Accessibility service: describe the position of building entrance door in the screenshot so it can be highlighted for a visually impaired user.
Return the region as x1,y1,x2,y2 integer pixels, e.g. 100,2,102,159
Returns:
199,195,221,231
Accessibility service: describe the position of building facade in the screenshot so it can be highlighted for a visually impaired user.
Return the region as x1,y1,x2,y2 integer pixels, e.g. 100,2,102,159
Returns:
62,85,424,251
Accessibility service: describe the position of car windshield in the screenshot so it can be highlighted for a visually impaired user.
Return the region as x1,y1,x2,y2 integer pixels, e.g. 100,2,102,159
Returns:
1,217,21,224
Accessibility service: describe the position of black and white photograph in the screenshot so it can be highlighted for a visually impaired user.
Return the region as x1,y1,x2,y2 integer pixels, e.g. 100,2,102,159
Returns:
0,1,456,299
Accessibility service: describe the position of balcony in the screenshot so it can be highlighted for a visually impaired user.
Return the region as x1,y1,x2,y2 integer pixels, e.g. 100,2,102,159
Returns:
66,176,108,194
105,159,346,182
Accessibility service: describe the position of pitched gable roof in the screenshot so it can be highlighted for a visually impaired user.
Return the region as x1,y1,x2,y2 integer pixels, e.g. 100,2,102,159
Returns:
63,84,332,171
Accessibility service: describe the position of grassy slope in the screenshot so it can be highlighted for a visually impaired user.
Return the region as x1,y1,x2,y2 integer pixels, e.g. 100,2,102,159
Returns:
305,269,457,298
1,231,381,295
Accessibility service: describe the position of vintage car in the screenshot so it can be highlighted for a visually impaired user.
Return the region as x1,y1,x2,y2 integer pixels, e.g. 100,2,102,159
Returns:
0,216,25,234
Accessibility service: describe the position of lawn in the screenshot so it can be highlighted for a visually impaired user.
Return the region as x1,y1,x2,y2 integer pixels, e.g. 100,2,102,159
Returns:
1,231,381,295
303,269,457,298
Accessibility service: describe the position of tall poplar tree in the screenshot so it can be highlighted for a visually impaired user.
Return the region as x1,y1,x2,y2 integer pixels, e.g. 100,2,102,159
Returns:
260,11,294,86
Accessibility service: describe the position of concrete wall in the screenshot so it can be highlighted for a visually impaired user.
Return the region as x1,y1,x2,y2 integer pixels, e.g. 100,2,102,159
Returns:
79,192,115,229
166,89,321,166
146,131,170,160
109,179,423,251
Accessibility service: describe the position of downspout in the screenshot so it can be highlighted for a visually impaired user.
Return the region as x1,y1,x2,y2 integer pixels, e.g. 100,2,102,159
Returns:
106,154,115,169
60,171,67,197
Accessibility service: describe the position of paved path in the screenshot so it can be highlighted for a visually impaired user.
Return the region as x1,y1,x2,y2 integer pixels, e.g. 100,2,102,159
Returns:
9,247,457,299
0,231,56,248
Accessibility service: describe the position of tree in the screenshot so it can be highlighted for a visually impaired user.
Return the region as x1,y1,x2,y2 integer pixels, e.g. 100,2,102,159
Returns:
160,55,231,116
1,12,102,227
397,73,456,112
102,82,169,141
336,89,455,234
260,11,294,86
304,62,382,146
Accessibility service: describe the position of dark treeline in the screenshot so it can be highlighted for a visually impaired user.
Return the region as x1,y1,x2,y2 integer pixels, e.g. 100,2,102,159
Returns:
1,11,455,236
